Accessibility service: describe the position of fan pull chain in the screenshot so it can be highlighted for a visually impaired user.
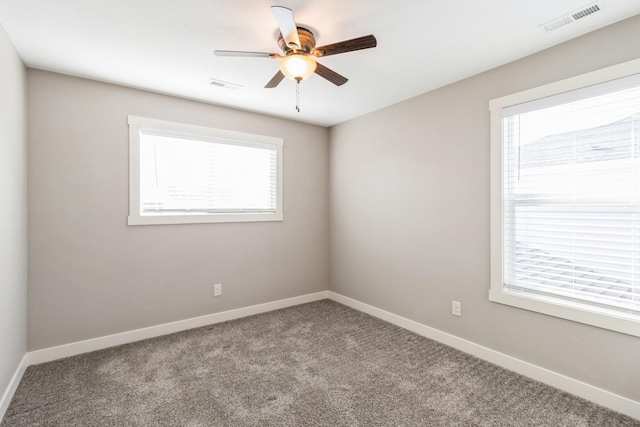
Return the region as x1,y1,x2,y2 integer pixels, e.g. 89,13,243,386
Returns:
295,77,301,112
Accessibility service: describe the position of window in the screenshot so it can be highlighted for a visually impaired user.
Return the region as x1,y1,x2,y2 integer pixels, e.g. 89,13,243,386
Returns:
128,116,283,225
490,59,640,337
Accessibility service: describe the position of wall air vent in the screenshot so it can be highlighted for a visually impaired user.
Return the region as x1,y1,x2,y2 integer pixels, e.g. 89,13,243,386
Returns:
209,78,242,90
539,2,602,33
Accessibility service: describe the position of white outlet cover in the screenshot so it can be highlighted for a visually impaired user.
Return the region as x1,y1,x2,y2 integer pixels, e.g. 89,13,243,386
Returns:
452,301,462,316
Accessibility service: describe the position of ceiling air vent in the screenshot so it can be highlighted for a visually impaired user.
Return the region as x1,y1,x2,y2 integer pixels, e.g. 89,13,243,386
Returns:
573,4,600,20
541,16,574,32
539,1,602,33
209,78,242,90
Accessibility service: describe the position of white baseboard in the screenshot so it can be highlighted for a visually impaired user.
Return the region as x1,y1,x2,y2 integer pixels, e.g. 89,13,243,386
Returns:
28,291,329,365
327,291,640,421
10,290,638,422
0,354,28,421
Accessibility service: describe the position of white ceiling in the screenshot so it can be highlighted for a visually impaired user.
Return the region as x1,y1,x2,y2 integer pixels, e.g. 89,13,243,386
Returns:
1,0,639,127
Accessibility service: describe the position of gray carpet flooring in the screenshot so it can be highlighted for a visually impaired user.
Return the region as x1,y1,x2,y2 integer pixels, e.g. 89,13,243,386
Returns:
2,300,638,426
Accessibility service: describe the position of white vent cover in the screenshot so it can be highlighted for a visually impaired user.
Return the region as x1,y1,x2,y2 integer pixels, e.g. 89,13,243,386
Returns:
209,78,242,90
539,2,602,32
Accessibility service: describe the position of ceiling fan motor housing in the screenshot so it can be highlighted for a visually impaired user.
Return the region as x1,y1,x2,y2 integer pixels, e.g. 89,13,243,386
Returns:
278,27,316,55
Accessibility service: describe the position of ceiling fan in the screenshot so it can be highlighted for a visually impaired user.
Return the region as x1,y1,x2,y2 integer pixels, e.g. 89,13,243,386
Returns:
214,6,377,110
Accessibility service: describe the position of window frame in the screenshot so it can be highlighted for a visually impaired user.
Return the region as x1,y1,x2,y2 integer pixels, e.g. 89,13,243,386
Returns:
489,58,640,337
128,116,284,226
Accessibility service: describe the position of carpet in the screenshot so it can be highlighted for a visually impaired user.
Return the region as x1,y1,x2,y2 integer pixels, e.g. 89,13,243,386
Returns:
2,300,638,426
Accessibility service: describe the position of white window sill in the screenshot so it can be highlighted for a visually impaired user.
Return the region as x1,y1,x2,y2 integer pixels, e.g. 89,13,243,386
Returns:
128,211,283,225
489,287,640,338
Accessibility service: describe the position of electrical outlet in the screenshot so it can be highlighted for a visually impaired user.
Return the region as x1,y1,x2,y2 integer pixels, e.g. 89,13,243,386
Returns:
214,283,222,297
452,300,462,317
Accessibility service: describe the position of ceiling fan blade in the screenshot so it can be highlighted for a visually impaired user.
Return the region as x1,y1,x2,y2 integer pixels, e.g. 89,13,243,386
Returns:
314,62,348,86
271,6,301,50
214,50,280,58
313,35,377,57
265,70,285,88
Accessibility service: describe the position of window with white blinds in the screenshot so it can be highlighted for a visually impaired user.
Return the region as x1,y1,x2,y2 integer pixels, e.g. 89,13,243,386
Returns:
128,116,283,225
490,59,640,337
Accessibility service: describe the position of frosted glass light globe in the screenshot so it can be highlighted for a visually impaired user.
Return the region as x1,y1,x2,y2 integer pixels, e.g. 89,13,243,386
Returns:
279,54,317,81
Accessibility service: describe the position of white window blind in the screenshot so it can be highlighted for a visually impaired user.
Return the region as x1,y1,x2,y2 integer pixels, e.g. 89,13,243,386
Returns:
502,75,640,317
140,132,277,214
128,116,283,225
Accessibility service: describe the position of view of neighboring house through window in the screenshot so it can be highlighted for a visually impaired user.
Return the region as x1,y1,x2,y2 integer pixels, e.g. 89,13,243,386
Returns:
490,61,640,337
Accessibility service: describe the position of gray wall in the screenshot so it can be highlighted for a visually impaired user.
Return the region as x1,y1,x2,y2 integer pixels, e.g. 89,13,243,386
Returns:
27,70,330,350
329,15,640,402
0,24,27,399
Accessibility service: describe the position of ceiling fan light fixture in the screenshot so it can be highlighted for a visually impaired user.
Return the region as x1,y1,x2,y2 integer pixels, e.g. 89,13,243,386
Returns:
279,54,317,81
